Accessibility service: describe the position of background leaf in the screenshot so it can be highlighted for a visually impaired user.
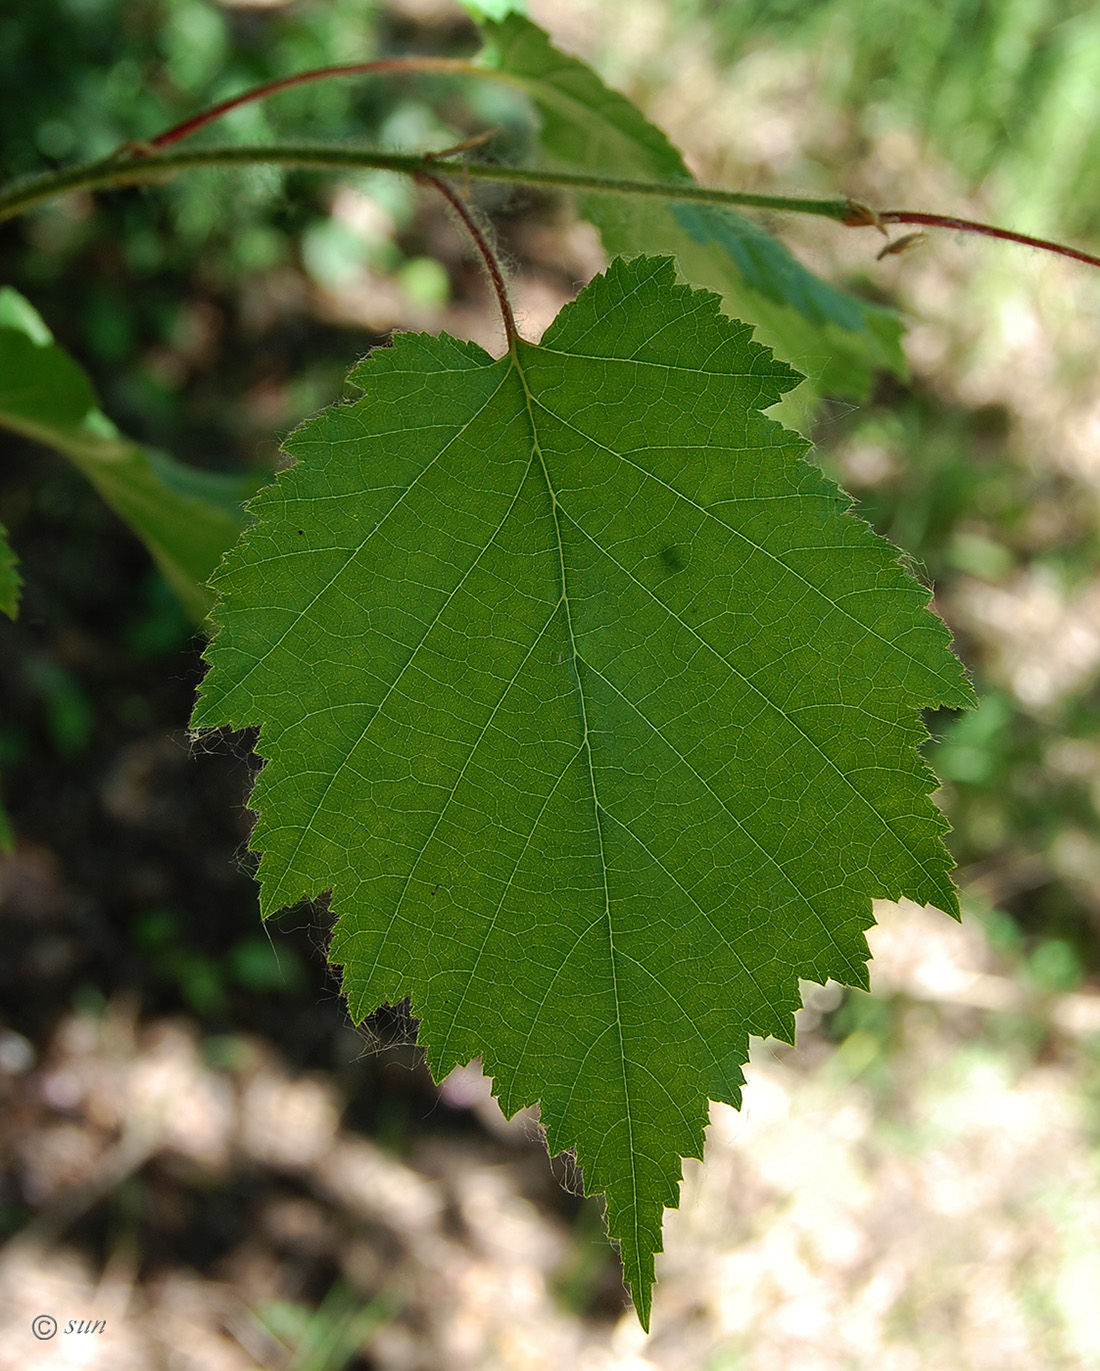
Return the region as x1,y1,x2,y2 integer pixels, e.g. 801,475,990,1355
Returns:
456,0,527,19
479,15,905,399
0,518,19,621
193,256,973,1323
0,290,258,624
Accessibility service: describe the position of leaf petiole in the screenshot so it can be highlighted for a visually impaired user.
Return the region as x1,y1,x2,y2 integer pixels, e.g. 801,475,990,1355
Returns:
416,170,518,347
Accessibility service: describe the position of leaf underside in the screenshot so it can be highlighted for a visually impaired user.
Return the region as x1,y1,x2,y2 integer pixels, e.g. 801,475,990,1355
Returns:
192,256,974,1326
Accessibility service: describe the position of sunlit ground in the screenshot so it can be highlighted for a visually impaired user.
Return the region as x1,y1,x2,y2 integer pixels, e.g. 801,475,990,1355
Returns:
6,901,1100,1368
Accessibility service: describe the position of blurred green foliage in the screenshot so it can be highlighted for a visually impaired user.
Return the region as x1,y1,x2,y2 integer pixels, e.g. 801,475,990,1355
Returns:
0,0,508,467
679,0,1100,237
250,1282,397,1371
131,904,308,1015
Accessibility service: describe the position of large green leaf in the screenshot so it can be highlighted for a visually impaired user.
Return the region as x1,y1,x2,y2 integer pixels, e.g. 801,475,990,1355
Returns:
192,256,972,1325
480,14,904,399
0,291,256,624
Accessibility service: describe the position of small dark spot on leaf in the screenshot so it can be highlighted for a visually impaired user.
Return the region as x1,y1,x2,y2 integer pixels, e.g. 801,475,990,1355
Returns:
431,883,439,896
659,545,685,573
297,529,304,536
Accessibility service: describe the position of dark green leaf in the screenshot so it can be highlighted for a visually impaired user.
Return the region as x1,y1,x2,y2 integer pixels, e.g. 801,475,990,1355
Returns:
192,257,972,1325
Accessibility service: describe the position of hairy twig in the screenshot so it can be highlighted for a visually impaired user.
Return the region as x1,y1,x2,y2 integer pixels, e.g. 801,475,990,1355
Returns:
1,144,1097,275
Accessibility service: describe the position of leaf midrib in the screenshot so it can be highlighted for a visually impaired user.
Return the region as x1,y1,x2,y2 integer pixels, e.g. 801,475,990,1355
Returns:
509,341,644,1290
516,379,957,911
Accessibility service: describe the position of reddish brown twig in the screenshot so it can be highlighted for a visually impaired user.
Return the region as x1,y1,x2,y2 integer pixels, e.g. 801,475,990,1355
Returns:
876,210,1100,271
129,57,478,154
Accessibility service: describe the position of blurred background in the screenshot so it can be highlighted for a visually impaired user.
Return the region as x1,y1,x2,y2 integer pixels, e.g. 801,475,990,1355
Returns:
2,0,1100,1366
